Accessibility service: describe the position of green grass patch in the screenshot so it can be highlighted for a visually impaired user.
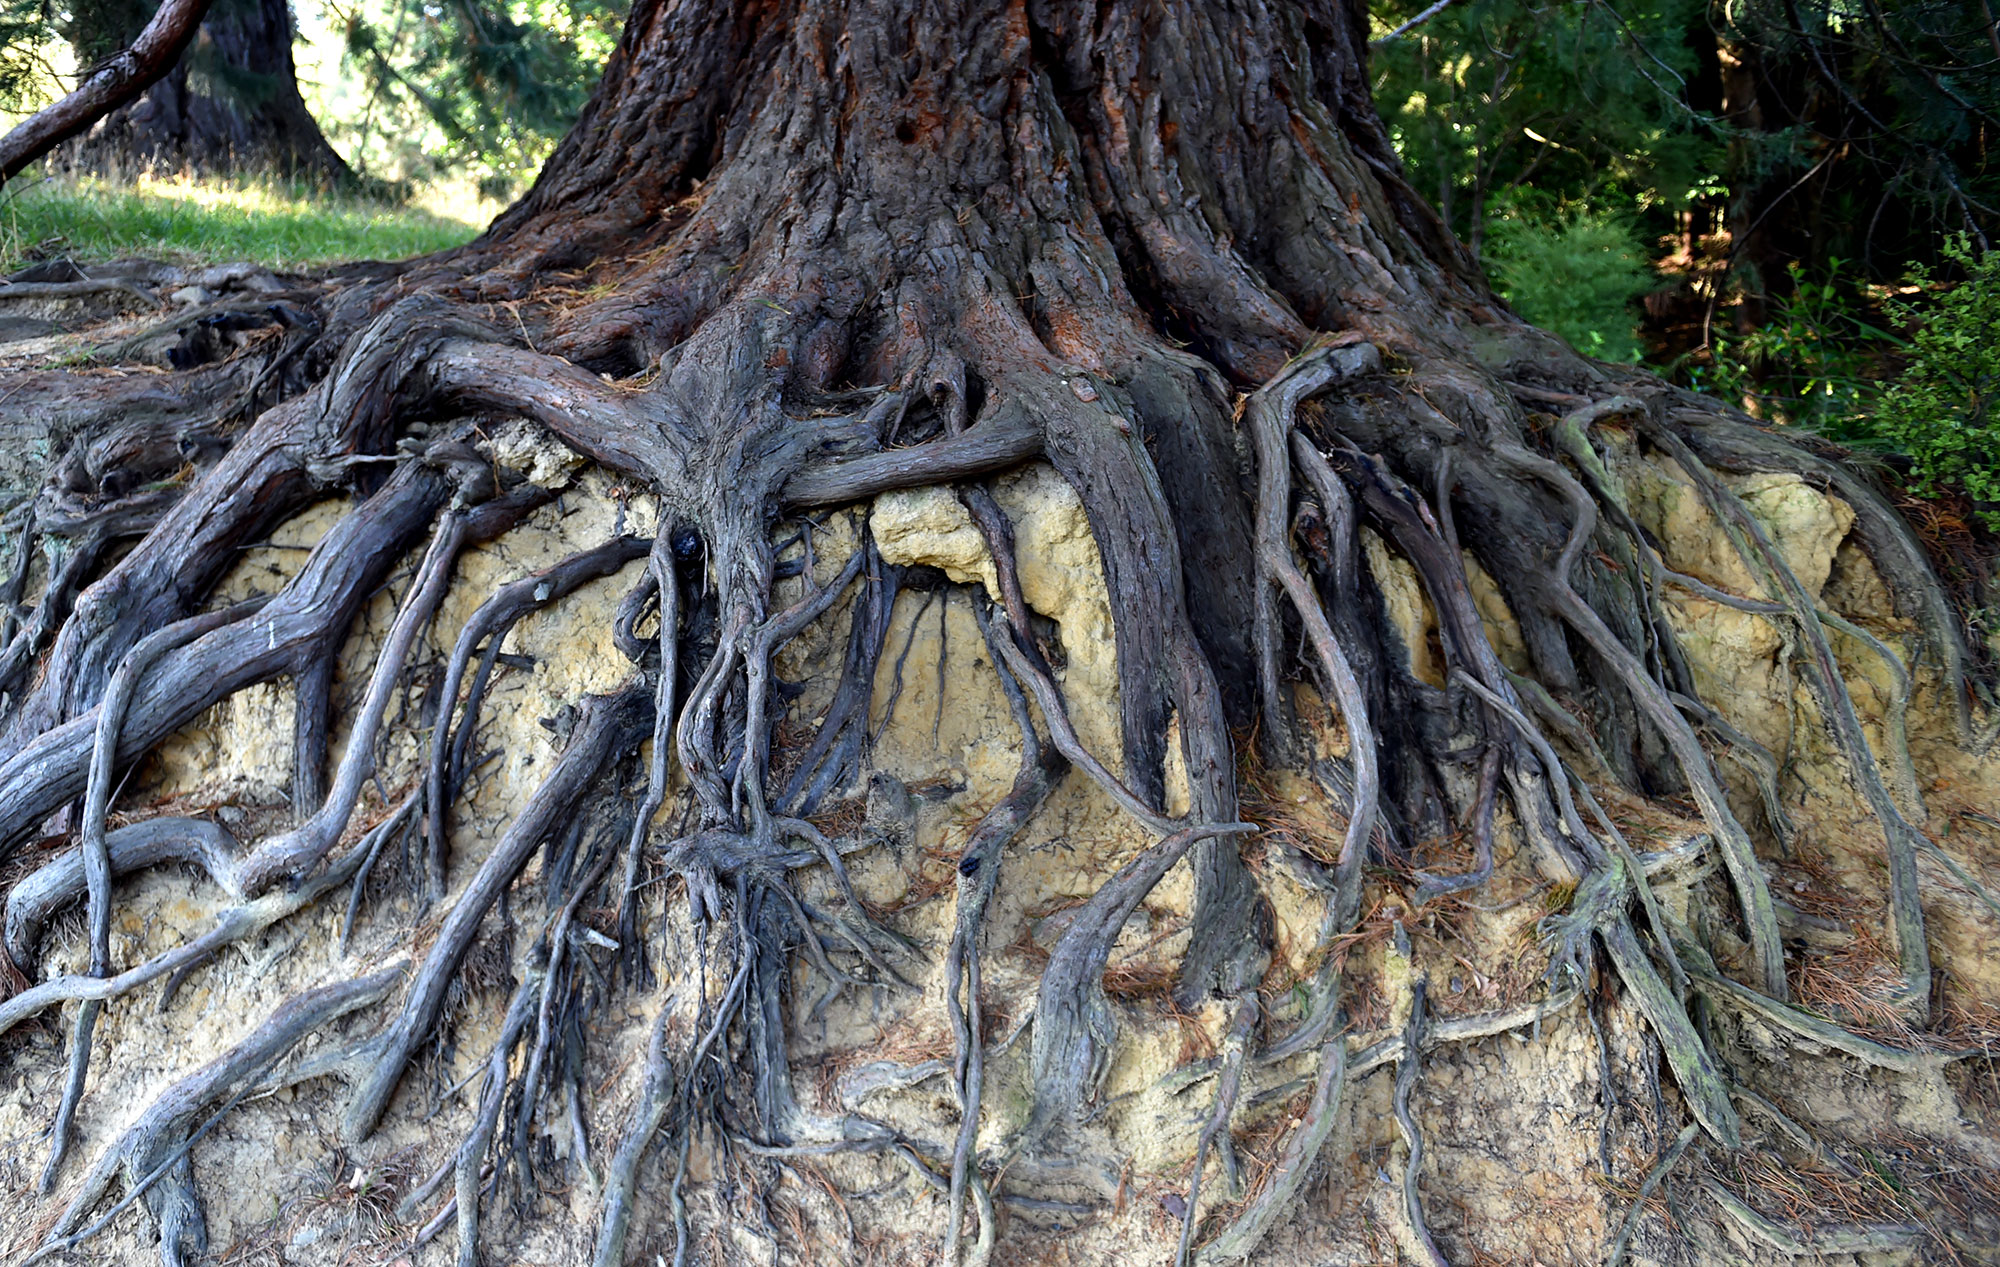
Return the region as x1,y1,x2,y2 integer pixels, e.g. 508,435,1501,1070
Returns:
0,171,486,273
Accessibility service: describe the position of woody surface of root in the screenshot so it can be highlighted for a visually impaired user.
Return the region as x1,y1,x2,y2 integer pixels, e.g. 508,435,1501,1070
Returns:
2,0,1996,1262
25,967,405,1266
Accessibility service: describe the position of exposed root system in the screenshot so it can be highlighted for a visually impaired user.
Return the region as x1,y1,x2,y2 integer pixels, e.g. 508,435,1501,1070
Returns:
2,1,1997,1263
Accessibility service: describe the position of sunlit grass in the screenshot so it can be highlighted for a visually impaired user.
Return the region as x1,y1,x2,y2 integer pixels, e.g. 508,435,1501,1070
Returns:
0,170,493,273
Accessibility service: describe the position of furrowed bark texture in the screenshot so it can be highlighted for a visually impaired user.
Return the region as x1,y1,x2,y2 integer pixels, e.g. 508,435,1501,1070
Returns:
1,1,1993,1264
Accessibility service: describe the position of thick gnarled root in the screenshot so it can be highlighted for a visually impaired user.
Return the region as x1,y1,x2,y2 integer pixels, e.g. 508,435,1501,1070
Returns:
0,221,1991,1267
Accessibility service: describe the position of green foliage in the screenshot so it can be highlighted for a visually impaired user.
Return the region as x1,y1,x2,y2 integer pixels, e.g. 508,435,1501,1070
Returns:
306,0,626,194
1369,0,1717,254
1486,205,1657,362
1716,0,2000,258
1373,0,2000,282
1685,260,1903,442
59,0,153,65
2,0,624,196
0,172,479,270
0,0,60,117
1877,238,2000,527
1372,0,2000,500
1671,241,2000,523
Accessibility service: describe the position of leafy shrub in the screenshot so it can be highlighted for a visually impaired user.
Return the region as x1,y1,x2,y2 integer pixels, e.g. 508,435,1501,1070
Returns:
1486,208,1656,363
1686,259,1902,444
1876,237,2000,528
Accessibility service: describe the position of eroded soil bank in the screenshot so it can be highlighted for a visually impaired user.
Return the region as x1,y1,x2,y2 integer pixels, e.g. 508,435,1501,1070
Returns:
0,295,1994,1262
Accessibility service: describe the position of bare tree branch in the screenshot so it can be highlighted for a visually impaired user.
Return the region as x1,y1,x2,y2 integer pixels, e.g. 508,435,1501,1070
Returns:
1373,0,1457,46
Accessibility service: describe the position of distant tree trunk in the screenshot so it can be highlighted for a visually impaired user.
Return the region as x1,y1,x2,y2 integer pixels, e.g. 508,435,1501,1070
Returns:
1717,37,1780,331
68,0,354,183
0,0,214,184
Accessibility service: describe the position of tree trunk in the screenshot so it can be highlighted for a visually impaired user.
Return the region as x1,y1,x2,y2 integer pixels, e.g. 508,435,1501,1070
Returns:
65,0,354,183
0,1,1994,1264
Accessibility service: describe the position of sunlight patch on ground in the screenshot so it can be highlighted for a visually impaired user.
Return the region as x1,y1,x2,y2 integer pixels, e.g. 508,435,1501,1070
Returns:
0,171,488,272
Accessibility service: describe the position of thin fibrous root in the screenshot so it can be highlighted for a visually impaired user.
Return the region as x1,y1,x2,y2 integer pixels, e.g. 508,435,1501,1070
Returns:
944,595,1063,1266
0,826,380,1039
236,505,471,897
0,494,175,703
1450,670,1739,1145
591,1002,683,1267
1605,1123,1699,1267
40,597,268,1189
339,795,422,951
597,875,755,1267
1027,820,1253,1141
1640,418,1932,1005
613,528,679,949
1193,1020,1347,1265
447,960,544,1267
1391,971,1448,1267
344,680,653,1143
1245,339,1381,863
1341,984,1586,1079
777,541,899,815
426,531,651,901
1410,745,1500,905
0,466,546,862
5,818,246,980
1173,996,1256,1267
1483,427,1787,999
1672,406,1973,741
986,612,1176,836
1680,941,1973,1073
